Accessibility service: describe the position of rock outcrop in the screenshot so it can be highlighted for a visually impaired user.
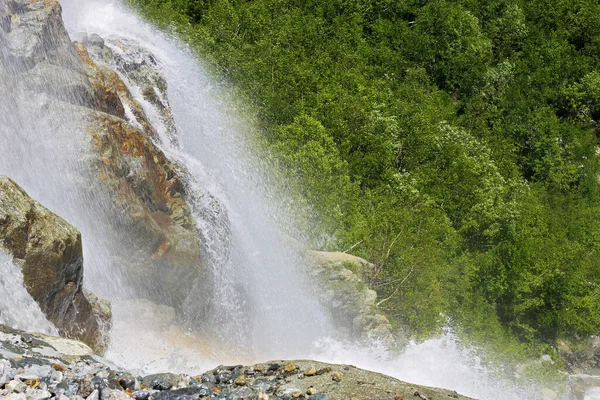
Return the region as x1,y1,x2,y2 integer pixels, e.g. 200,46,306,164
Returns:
557,336,600,375
308,251,396,345
0,176,111,353
0,0,205,308
557,337,600,399
0,324,474,400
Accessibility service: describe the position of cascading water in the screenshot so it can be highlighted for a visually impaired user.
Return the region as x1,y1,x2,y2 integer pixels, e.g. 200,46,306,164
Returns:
0,251,57,336
0,0,564,398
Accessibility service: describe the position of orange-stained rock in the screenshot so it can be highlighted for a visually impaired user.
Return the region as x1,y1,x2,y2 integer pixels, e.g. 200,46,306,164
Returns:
72,34,203,307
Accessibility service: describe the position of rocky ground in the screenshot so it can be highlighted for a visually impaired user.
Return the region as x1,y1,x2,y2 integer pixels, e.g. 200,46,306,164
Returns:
0,325,473,400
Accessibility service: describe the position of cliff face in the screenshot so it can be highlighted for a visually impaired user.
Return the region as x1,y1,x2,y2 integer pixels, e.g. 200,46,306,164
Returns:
0,0,204,308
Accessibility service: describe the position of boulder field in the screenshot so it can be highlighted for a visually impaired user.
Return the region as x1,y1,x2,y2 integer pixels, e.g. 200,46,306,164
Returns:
0,324,473,400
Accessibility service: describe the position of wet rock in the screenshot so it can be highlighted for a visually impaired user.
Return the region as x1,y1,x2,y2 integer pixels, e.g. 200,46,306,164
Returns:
24,388,52,400
308,251,396,346
5,394,27,400
541,388,558,399
74,43,206,309
7,380,28,393
215,373,231,384
106,390,129,400
267,364,281,372
118,375,136,391
83,34,105,50
1,360,12,386
557,337,600,374
2,0,212,318
141,374,183,391
330,372,342,382
0,0,84,79
284,363,296,373
131,390,150,400
257,392,269,400
233,375,246,386
86,389,99,400
102,38,180,146
77,377,94,398
199,375,215,385
0,177,111,353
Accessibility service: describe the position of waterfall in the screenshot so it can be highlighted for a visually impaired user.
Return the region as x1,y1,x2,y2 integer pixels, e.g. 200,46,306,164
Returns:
0,251,57,336
0,0,550,398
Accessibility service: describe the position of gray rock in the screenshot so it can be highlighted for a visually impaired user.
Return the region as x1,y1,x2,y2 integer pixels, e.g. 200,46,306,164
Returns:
106,390,128,400
6,381,27,394
308,251,396,345
141,374,183,391
77,377,94,398
0,360,11,386
83,34,105,50
85,390,98,400
5,394,27,400
23,388,51,400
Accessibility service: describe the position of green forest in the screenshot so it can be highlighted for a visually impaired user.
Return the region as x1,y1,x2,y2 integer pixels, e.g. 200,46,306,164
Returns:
128,0,600,357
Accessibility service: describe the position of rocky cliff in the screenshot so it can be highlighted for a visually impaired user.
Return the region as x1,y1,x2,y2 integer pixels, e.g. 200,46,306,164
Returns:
0,0,204,308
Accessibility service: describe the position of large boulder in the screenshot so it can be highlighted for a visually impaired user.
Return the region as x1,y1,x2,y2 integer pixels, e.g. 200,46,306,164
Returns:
0,0,94,104
308,251,396,345
0,176,111,353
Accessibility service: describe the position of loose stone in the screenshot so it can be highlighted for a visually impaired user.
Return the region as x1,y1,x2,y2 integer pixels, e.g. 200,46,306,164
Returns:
284,363,296,373
303,367,317,377
257,391,269,400
7,380,28,393
118,377,136,391
331,372,342,382
233,376,246,386
200,375,215,385
131,390,150,400
5,393,27,400
25,388,52,400
77,377,94,398
85,389,99,400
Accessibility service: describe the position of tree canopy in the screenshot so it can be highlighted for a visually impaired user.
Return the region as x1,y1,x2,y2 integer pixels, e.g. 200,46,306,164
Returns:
129,0,600,348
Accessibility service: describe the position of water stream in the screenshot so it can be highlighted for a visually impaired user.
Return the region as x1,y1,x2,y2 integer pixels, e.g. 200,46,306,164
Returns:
0,251,57,336
0,0,559,398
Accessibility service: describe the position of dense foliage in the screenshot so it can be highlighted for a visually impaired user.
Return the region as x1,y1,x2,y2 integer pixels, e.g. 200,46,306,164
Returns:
129,0,600,346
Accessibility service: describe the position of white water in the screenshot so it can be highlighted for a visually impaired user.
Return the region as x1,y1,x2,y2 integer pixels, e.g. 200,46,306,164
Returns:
0,0,557,399
0,251,57,335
